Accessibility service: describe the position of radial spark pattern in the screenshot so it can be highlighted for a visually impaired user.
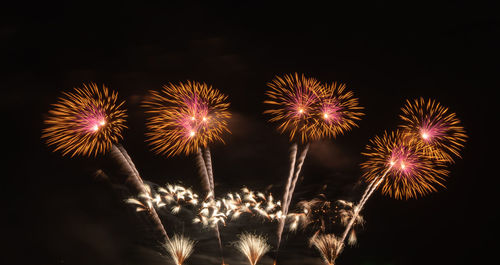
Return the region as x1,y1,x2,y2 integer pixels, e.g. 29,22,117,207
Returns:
361,130,449,199
235,233,270,265
164,234,195,265
311,233,342,265
264,73,324,142
399,97,467,163
42,83,127,157
311,82,364,140
143,81,231,156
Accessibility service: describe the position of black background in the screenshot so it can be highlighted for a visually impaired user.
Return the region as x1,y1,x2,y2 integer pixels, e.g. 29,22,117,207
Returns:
2,1,497,265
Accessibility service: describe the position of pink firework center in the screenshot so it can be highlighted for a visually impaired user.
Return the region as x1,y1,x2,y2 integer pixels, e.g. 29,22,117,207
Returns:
179,96,211,139
288,87,319,119
418,119,445,143
79,107,108,133
388,145,419,178
320,100,343,123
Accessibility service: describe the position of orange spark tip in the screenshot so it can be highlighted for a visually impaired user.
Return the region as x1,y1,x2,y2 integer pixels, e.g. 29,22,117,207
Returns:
264,73,363,142
143,81,231,157
399,97,467,163
42,83,127,157
361,130,449,199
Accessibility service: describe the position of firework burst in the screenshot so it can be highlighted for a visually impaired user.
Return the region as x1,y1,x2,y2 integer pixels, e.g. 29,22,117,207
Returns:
42,83,127,157
264,73,324,142
361,130,449,199
235,233,271,265
164,234,196,265
311,82,364,140
399,97,467,163
311,233,342,265
143,81,231,157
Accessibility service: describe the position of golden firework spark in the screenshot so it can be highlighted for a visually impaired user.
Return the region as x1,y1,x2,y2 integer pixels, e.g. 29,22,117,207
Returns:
143,81,231,157
399,97,467,163
164,234,196,265
42,83,127,157
310,233,342,265
264,73,324,142
360,130,449,199
311,82,364,140
235,233,270,265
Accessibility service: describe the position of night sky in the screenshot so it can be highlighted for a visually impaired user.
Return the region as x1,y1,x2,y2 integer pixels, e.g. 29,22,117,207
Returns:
3,2,497,265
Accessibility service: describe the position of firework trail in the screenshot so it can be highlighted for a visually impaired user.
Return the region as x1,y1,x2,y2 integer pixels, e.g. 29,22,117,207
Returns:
235,233,271,265
311,233,342,265
196,148,212,195
143,81,230,262
337,129,450,254
164,234,195,265
362,130,449,199
204,147,216,194
197,148,224,264
116,144,141,178
42,83,127,157
264,73,323,254
276,143,297,249
110,144,169,242
42,83,168,242
265,75,364,257
276,142,310,254
338,98,466,254
285,143,310,213
196,147,224,263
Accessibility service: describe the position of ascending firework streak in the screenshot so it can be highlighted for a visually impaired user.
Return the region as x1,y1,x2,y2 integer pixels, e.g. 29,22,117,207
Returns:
235,233,271,265
110,144,169,241
264,74,363,254
337,130,445,254
143,81,230,263
163,234,196,265
43,83,168,242
338,99,466,255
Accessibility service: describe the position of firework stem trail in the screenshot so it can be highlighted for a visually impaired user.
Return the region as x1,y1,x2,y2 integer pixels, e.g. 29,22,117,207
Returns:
283,143,298,212
276,143,298,253
337,166,392,254
116,144,141,181
204,147,215,193
286,143,310,212
196,148,211,195
109,144,168,241
198,147,224,264
358,177,376,210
